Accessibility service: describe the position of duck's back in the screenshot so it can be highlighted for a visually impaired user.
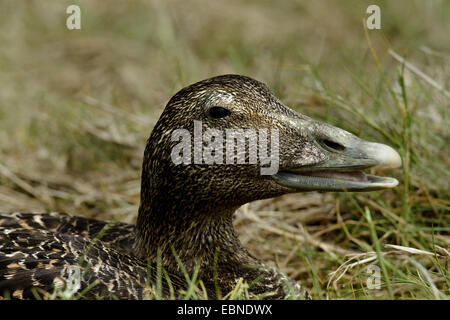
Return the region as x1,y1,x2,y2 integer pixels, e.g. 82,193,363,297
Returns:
0,212,135,252
0,213,154,299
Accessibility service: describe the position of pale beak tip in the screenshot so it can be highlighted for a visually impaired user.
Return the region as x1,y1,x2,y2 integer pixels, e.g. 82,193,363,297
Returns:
386,177,399,188
371,143,402,169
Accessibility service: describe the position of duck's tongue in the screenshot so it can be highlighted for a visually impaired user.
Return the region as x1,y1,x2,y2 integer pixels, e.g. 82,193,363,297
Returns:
295,170,369,182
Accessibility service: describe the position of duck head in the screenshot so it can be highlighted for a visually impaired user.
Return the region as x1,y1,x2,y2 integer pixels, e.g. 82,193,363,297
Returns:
140,74,400,212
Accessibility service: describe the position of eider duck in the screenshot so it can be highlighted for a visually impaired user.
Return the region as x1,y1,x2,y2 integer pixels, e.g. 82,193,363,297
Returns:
0,75,401,299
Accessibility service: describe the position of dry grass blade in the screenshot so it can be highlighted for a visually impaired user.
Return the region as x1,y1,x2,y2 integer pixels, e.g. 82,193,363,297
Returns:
384,244,436,256
409,259,441,300
0,162,54,207
388,49,450,98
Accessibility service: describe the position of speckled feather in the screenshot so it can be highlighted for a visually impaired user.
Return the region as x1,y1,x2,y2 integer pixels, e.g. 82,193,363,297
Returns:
0,213,192,299
0,212,134,251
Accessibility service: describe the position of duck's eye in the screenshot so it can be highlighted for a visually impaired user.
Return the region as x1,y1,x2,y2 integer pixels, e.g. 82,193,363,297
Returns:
209,106,230,119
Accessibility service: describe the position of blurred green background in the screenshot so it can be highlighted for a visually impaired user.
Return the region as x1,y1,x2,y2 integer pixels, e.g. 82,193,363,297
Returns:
0,0,448,299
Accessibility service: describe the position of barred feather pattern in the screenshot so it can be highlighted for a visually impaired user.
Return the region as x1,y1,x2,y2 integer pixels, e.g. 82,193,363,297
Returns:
0,212,135,251
0,212,188,299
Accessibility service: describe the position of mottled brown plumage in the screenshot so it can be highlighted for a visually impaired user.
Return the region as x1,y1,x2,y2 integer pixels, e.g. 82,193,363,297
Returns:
0,74,400,299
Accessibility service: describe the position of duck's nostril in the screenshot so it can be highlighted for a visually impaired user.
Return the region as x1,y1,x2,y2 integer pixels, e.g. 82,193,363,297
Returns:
322,139,346,151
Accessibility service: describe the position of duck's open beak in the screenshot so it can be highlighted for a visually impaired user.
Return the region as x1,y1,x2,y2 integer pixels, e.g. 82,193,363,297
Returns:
272,118,402,192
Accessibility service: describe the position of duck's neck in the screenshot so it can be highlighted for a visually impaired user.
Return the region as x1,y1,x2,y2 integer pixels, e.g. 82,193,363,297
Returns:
134,193,257,275
133,133,262,279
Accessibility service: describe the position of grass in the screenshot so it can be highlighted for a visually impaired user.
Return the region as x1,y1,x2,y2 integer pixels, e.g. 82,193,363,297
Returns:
0,0,448,299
